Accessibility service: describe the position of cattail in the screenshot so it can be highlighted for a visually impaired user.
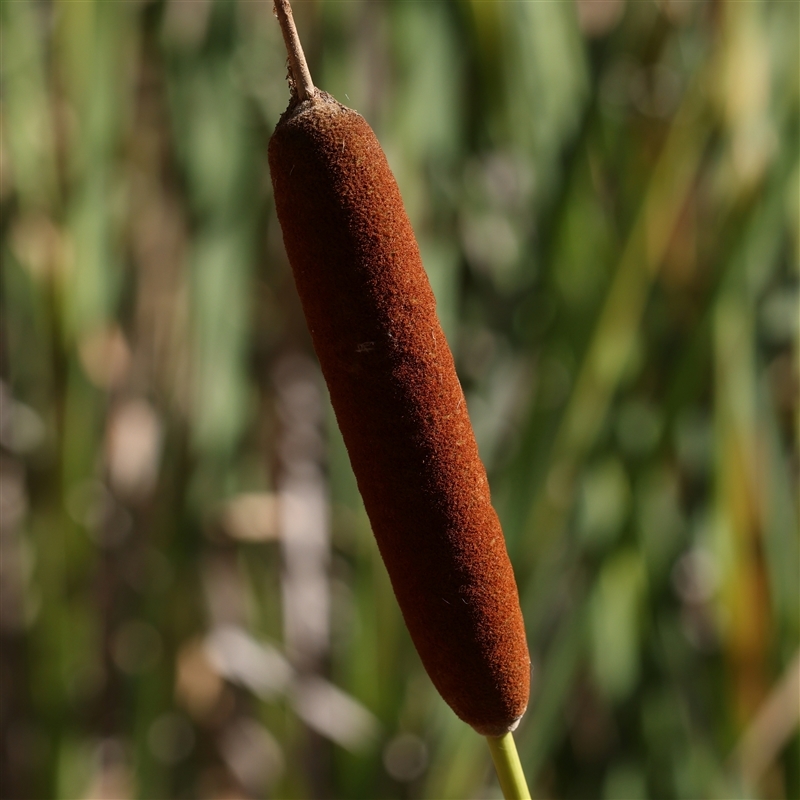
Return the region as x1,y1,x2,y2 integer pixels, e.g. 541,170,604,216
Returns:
268,0,530,744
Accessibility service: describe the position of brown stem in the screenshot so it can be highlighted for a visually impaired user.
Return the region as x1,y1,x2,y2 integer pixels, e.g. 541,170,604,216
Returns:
274,0,315,101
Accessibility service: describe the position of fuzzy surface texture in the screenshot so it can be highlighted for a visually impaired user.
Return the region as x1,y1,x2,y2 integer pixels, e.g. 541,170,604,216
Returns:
269,91,530,735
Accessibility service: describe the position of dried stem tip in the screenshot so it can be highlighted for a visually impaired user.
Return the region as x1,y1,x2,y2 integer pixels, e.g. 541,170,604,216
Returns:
273,0,315,101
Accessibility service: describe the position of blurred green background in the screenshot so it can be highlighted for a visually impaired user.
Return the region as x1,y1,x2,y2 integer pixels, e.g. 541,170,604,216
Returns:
1,0,798,798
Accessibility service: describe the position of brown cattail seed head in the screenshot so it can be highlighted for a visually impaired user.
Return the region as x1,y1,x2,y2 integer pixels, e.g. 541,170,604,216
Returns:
269,91,530,735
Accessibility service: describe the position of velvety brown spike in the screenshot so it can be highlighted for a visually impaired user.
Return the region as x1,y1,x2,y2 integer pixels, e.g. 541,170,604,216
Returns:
268,91,530,736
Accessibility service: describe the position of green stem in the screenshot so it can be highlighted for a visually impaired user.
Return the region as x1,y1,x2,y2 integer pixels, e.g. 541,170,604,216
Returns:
486,732,531,800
